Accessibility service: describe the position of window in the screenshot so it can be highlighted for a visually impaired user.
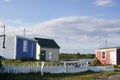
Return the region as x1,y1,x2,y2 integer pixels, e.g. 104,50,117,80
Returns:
102,51,106,59
49,52,53,60
23,40,28,52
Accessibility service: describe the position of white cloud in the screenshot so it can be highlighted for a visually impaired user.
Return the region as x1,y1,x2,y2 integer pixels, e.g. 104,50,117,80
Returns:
0,21,3,26
0,18,29,36
31,16,120,53
94,0,116,7
0,16,120,53
3,0,12,2
0,20,4,34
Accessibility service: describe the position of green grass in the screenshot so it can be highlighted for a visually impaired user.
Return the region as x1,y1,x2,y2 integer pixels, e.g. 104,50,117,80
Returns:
100,71,116,77
3,60,62,66
0,71,97,80
4,60,38,66
0,71,117,80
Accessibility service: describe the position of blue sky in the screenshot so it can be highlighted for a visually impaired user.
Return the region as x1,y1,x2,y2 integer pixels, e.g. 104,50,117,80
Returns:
0,0,120,53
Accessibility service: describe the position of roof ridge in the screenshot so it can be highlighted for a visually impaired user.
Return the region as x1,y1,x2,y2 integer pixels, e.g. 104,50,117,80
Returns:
34,37,60,48
34,37,53,40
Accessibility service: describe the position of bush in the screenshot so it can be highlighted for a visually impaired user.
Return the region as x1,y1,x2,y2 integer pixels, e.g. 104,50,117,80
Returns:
59,53,95,60
0,60,2,68
89,57,100,66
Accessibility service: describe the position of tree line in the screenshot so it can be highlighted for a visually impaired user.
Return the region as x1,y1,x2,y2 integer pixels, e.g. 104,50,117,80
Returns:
59,53,95,60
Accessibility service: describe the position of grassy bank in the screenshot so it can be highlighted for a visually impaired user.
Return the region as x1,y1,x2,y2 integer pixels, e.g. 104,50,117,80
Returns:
0,71,117,80
3,60,62,66
0,71,96,80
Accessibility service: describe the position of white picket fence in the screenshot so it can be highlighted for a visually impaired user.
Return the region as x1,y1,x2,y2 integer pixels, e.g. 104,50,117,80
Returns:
88,66,114,72
0,64,114,74
0,64,87,74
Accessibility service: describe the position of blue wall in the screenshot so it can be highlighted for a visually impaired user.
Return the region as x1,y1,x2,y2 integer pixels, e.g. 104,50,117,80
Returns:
16,37,36,59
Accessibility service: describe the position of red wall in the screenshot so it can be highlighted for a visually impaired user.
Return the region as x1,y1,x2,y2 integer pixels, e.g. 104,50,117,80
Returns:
96,50,115,64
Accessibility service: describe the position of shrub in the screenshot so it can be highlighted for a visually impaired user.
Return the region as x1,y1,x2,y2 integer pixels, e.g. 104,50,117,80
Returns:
0,60,2,68
89,57,100,66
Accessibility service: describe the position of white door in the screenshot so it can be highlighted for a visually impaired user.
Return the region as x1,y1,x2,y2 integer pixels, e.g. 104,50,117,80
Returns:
110,52,116,65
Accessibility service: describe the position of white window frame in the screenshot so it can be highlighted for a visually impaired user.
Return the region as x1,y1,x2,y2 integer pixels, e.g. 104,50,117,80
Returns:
101,51,106,60
23,40,28,52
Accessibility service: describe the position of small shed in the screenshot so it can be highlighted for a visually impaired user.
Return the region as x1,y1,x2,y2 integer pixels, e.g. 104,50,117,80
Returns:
0,35,36,59
35,37,60,61
95,47,120,65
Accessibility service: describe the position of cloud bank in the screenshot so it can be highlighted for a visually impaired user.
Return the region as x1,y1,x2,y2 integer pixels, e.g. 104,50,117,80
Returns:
0,16,120,53
94,0,116,7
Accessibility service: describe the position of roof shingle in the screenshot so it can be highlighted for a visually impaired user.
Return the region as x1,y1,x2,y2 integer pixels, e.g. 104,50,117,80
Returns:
34,37,60,49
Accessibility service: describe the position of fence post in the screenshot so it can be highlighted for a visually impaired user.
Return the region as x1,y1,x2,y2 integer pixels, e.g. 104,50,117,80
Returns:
41,61,45,76
86,61,88,71
64,62,66,73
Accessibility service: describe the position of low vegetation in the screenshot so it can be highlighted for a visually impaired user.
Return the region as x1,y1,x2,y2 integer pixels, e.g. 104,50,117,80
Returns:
0,60,2,68
0,71,96,80
100,71,116,77
2,59,63,66
59,53,95,60
0,71,117,80
89,57,100,66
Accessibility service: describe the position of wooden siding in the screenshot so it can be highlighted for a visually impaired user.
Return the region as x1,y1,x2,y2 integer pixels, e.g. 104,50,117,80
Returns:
36,43,59,61
41,48,59,61
0,35,16,59
16,37,36,59
96,49,115,64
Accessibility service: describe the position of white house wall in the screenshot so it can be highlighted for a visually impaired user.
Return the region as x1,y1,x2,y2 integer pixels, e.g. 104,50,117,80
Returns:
0,35,16,59
41,48,59,61
36,43,40,60
110,49,117,65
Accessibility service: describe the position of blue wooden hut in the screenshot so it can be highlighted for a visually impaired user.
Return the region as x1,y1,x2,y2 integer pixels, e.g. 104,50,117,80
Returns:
0,35,36,59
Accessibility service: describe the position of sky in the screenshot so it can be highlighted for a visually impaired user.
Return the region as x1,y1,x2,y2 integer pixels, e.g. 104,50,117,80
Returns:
0,0,120,54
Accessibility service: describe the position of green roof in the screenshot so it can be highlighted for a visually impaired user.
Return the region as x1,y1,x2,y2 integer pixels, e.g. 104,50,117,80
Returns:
34,37,60,49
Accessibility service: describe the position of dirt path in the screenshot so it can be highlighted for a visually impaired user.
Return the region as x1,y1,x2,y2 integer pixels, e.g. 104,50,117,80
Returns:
95,71,120,80
108,74,120,80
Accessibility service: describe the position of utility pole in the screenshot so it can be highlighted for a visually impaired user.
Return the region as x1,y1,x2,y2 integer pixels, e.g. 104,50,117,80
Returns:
0,25,6,48
2,25,6,48
23,28,26,37
105,40,107,48
3,25,5,35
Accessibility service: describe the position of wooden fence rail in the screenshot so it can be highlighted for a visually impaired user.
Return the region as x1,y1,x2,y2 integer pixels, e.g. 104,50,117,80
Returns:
0,64,114,74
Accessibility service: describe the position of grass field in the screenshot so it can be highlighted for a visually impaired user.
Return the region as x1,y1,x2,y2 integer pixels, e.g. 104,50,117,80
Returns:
3,59,63,66
0,71,117,80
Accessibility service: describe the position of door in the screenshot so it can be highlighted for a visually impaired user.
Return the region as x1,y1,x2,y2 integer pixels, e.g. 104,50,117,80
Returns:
110,52,116,65
40,50,46,61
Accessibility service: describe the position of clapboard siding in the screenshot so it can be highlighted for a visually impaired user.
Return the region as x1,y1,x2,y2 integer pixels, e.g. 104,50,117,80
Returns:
0,35,36,59
16,37,36,59
0,35,16,59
